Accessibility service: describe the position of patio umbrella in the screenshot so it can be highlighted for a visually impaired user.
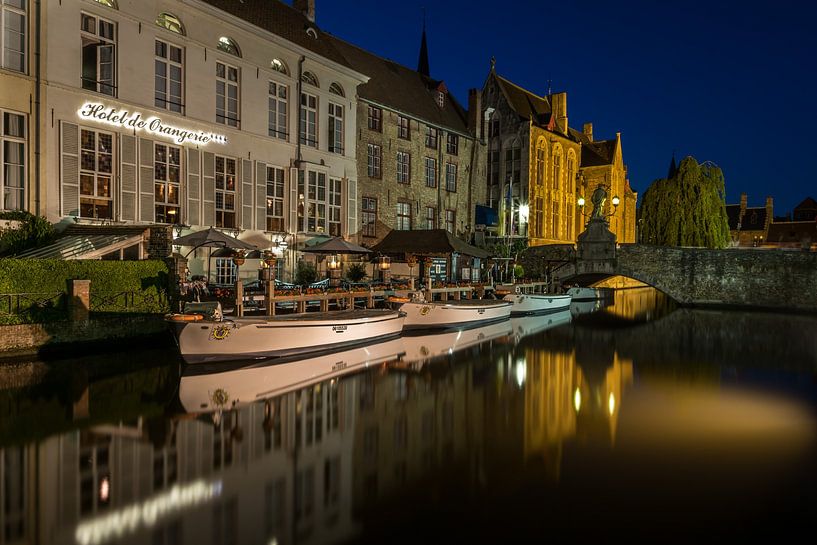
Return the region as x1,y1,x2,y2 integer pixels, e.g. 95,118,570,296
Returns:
173,227,257,281
302,237,371,255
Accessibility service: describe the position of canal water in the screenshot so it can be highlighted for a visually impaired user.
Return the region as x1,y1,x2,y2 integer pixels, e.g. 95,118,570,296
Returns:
1,287,816,544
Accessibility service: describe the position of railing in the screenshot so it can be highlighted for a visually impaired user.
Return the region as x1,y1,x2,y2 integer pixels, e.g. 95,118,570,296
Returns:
90,291,169,314
0,292,67,324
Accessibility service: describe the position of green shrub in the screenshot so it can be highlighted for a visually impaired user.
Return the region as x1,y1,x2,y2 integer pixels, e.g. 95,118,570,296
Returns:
0,211,55,256
345,262,367,282
294,262,318,286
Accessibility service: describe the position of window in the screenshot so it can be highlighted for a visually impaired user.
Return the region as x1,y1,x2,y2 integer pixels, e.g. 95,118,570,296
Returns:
397,115,410,139
299,92,317,147
1,111,25,210
445,209,455,233
367,144,381,178
446,134,459,155
362,197,377,237
397,151,410,184
81,13,116,96
93,0,118,7
535,142,545,186
155,40,183,113
270,58,288,75
266,166,285,231
215,155,236,228
328,103,343,153
329,177,342,236
215,258,237,285
328,82,344,97
216,61,239,127
552,200,560,239
79,128,113,219
567,154,575,193
505,143,521,184
425,206,436,230
436,91,445,108
552,150,561,190
1,0,25,72
216,36,240,57
367,106,381,132
487,149,500,195
396,201,411,230
156,12,185,35
445,162,457,192
297,170,328,233
268,81,288,139
154,143,181,223
301,71,318,87
488,118,500,137
424,157,436,188
425,126,438,149
535,196,544,238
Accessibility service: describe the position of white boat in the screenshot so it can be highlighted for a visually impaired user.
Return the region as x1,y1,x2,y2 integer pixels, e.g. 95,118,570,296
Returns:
178,337,407,413
393,297,512,331
502,292,572,315
167,303,406,364
565,286,614,302
398,320,514,370
510,309,572,339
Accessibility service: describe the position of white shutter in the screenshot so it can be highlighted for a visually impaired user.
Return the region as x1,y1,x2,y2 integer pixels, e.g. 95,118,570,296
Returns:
120,134,137,222
138,138,154,222
346,178,357,237
60,121,80,217
202,152,216,227
241,159,253,229
186,148,200,226
255,161,267,231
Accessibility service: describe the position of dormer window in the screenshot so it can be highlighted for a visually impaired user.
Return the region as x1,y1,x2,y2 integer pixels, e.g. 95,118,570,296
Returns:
436,91,445,108
217,36,241,58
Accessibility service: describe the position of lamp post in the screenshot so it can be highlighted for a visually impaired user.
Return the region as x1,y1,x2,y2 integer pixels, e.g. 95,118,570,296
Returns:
577,191,620,227
327,254,342,288
263,251,278,316
406,254,417,290
377,255,391,285
232,250,246,317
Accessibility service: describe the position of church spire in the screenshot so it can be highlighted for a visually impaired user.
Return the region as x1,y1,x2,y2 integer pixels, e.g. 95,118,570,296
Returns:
667,151,678,179
417,11,430,77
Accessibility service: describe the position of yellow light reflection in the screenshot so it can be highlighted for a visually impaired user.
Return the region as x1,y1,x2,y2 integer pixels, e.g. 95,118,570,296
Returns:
574,388,582,412
608,392,616,415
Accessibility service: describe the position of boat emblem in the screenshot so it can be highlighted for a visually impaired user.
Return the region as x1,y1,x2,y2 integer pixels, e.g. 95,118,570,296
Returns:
332,325,348,333
211,325,231,340
420,306,431,316
477,309,485,314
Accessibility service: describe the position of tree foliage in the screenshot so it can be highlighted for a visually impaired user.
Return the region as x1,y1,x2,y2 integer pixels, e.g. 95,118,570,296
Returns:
0,211,55,256
295,261,318,286
640,156,730,249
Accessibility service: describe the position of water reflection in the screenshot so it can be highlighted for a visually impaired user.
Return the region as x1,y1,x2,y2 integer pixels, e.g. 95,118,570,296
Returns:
1,290,817,543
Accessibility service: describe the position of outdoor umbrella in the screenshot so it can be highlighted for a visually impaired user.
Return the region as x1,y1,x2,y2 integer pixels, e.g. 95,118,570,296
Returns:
173,227,257,281
302,236,371,255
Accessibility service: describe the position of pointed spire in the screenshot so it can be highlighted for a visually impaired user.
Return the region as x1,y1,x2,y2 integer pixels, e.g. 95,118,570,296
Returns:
668,150,678,179
417,9,430,77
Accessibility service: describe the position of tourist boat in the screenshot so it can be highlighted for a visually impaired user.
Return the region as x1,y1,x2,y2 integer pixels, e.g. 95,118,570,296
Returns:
397,319,514,371
178,337,406,413
166,302,406,364
510,309,572,339
389,296,512,331
565,286,614,302
502,292,572,315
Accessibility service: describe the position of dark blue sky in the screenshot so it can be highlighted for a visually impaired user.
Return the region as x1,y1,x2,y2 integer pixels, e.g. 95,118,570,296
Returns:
315,0,817,216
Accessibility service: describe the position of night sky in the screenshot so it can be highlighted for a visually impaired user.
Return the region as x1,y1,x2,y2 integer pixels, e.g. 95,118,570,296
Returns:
314,0,817,216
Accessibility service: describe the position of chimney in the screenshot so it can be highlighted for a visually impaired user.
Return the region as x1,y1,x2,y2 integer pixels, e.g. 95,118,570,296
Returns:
740,193,747,217
765,196,774,229
551,92,567,134
293,0,315,23
468,88,482,139
583,122,593,142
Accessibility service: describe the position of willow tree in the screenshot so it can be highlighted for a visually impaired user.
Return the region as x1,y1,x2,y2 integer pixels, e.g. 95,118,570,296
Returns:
639,156,730,249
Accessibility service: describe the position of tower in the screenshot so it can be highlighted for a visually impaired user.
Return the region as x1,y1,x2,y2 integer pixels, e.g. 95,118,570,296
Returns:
417,16,430,77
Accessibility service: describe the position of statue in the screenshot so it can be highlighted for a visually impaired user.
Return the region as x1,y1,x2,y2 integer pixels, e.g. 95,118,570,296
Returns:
590,186,607,219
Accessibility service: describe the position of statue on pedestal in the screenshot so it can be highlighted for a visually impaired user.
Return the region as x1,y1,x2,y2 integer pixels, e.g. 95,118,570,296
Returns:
590,186,607,219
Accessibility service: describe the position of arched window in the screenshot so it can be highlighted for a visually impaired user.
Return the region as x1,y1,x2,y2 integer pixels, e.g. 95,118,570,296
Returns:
504,138,521,186
329,82,344,97
156,12,185,35
535,138,546,187
217,36,241,58
301,71,318,87
94,0,118,8
270,58,288,75
566,150,576,194
552,146,562,191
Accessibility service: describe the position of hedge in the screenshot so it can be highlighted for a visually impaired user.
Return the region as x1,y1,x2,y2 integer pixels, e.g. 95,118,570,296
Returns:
0,259,171,323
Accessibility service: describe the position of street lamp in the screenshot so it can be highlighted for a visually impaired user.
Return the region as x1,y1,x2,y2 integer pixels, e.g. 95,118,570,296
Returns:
232,250,246,317
327,254,342,288
377,255,391,285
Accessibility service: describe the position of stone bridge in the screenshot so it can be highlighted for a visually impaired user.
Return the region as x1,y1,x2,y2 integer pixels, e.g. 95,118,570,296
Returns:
522,220,817,312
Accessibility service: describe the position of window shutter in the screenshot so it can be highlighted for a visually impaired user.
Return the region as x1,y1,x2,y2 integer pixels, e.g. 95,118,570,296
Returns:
346,178,357,237
138,138,154,222
60,121,80,217
255,161,267,231
289,167,299,233
241,159,253,229
202,152,216,226
120,134,137,222
186,148,200,226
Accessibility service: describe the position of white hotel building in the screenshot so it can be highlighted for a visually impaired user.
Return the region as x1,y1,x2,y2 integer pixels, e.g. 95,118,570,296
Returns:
2,0,367,280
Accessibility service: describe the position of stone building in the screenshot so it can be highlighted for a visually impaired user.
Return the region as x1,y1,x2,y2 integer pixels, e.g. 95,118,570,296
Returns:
329,28,486,247
792,196,817,222
725,193,773,247
479,64,637,247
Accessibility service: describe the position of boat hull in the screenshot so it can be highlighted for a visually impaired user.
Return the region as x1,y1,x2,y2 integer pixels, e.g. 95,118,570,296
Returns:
566,287,614,302
399,300,512,330
173,309,405,364
503,293,572,315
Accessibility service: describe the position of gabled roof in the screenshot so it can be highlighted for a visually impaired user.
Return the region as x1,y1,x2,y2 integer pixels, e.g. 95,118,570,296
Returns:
767,221,817,243
493,73,552,126
329,36,469,134
794,196,817,211
371,229,489,258
199,0,351,69
581,139,617,167
739,207,767,231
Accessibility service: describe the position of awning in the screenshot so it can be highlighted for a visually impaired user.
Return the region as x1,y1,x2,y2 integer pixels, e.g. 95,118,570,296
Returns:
16,234,143,259
370,229,489,259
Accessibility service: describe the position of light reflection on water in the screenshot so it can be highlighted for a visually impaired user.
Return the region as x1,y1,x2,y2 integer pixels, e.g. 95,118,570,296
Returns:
0,287,816,544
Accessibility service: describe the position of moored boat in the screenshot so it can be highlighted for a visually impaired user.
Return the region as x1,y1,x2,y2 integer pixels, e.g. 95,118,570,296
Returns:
392,297,512,331
566,286,614,302
510,308,572,339
167,303,405,364
503,292,572,315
